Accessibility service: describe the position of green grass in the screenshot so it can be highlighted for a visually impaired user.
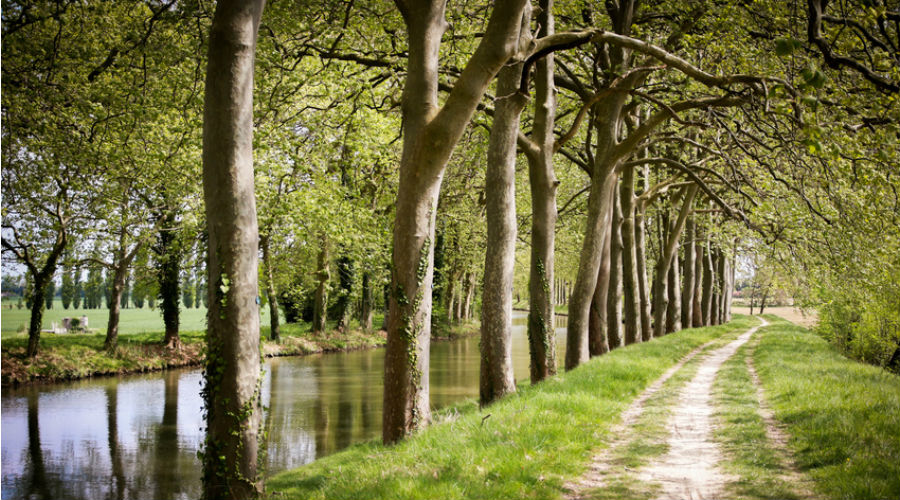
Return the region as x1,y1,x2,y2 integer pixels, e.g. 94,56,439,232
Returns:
2,313,387,385
265,316,758,500
712,334,808,500
0,299,261,338
753,315,900,499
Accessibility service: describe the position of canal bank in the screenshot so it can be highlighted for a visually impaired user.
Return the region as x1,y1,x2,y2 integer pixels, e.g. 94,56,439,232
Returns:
0,312,556,499
1,318,480,387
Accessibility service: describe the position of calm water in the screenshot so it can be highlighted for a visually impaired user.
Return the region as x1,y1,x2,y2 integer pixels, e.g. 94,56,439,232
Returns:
1,312,566,500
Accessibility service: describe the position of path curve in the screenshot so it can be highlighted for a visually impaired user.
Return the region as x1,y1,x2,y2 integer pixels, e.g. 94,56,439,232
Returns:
639,317,768,500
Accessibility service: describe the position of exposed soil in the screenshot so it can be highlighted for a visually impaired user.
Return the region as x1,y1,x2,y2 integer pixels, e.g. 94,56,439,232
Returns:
637,319,767,499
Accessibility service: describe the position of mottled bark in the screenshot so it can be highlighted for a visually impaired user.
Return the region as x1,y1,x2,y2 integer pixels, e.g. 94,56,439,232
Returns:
652,185,697,338
607,184,624,348
383,0,528,444
589,206,612,356
635,194,652,341
480,25,529,405
620,165,641,344
525,0,558,383
692,239,704,327
200,1,265,497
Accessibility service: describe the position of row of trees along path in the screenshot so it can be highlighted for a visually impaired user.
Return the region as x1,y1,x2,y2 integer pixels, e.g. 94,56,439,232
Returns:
4,0,898,498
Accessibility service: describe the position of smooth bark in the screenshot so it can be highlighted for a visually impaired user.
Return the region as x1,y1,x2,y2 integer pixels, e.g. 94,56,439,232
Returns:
383,0,528,444
200,1,265,497
652,185,698,338
479,26,529,405
524,0,559,383
606,184,624,348
260,235,280,341
620,165,641,344
681,217,695,329
589,204,612,356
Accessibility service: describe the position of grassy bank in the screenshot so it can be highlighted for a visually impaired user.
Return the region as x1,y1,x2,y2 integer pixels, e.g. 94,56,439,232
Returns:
1,313,482,386
751,316,900,499
1,318,389,386
265,317,756,499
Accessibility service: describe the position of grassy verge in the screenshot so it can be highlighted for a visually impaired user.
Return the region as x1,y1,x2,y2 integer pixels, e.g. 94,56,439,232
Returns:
753,316,900,499
1,318,389,386
712,335,807,500
265,316,757,500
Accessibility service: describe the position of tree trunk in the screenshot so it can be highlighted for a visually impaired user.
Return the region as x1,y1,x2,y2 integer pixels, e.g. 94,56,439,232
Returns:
200,1,265,497
710,249,721,325
701,240,714,326
260,235,280,341
607,185,624,349
620,166,641,344
635,200,653,342
463,271,477,320
681,217,695,329
759,286,769,315
360,271,374,332
23,233,67,357
335,253,354,332
589,207,612,356
313,235,330,334
692,235,704,327
479,37,528,405
524,0,558,384
156,211,182,349
567,167,618,369
652,185,697,338
666,250,681,334
383,0,528,444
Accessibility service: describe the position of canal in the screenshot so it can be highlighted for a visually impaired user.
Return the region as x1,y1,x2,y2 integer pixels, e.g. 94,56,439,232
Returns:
1,312,566,500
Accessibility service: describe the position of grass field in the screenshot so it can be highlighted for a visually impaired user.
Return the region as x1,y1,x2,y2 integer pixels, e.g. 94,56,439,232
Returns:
0,298,270,338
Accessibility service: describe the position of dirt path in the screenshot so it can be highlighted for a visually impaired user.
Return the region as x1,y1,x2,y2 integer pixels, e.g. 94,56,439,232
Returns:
565,340,718,495
637,318,767,499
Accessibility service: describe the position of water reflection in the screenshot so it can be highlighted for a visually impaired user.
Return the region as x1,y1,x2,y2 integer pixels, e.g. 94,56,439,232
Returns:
1,312,566,500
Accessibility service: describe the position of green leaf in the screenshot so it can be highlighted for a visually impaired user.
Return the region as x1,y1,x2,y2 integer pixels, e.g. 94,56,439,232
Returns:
775,37,801,57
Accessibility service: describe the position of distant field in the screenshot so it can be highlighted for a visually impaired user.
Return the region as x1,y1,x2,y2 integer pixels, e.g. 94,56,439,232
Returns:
0,299,270,338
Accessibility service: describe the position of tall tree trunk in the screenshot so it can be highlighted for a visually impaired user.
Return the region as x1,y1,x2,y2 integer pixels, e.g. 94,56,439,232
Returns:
360,271,374,332
17,229,67,357
635,200,652,342
524,0,558,383
666,250,681,333
607,185,624,348
200,1,265,497
313,235,330,334
567,166,618,369
589,207,612,356
710,249,721,325
692,238,704,327
335,253,354,332
463,271,477,320
480,36,529,405
156,211,182,349
620,166,641,344
701,239,714,326
652,185,698,338
681,218,695,329
260,235,280,341
383,0,528,444
717,248,728,323
105,238,142,351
